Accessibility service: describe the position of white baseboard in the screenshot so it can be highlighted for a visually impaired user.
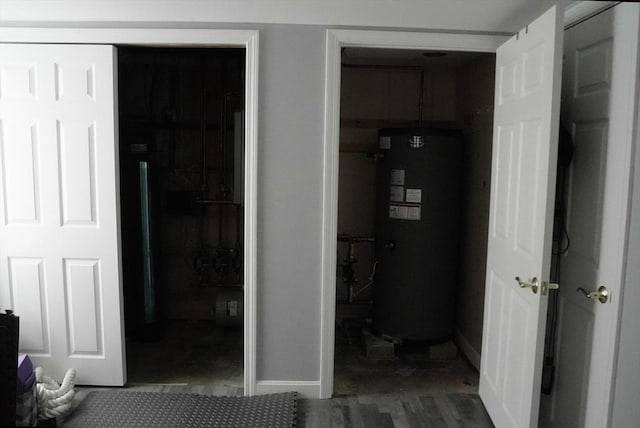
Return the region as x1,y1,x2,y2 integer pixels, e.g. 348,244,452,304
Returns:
455,329,481,371
255,380,321,399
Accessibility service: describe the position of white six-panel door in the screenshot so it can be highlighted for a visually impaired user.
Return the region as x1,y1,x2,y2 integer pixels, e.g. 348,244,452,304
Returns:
0,44,125,385
479,6,563,427
539,4,640,426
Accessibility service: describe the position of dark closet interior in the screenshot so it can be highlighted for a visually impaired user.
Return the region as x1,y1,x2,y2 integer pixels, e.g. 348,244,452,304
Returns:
117,47,246,387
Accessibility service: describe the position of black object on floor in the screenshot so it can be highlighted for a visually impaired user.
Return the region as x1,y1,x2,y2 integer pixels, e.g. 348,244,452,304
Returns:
0,310,19,426
62,391,297,428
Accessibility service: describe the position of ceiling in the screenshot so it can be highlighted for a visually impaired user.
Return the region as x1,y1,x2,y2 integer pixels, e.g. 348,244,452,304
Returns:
0,0,567,34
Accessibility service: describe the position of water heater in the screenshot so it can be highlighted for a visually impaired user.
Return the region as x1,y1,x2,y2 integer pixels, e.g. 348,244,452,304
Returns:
373,128,463,342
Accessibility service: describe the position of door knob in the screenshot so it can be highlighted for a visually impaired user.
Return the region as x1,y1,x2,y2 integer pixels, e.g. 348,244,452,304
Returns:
515,276,539,294
576,286,609,303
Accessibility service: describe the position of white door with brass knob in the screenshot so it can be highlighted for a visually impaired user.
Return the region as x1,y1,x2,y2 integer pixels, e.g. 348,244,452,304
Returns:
538,4,640,427
478,5,563,427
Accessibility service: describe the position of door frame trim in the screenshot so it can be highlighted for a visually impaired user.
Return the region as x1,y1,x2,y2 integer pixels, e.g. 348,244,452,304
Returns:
0,27,260,396
564,1,618,29
598,5,640,425
319,28,506,399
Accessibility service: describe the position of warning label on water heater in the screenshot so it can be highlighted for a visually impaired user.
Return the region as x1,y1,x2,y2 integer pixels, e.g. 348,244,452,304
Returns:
389,204,407,219
390,169,405,186
389,204,421,221
390,186,404,202
405,188,422,203
407,205,421,220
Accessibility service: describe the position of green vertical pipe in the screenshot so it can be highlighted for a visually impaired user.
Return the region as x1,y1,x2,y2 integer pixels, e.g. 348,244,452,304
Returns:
139,161,157,323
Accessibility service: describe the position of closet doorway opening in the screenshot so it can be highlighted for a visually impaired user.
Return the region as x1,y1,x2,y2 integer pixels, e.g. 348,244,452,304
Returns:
334,47,496,397
118,47,246,394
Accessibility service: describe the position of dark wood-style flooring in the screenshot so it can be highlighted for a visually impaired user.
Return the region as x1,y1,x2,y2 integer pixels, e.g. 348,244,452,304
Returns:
299,391,493,427
64,322,493,427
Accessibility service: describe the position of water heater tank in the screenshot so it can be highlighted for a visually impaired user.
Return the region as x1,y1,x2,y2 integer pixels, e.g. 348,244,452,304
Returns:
373,128,462,342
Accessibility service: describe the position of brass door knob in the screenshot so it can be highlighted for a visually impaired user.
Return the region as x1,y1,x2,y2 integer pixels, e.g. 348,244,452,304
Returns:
515,276,539,294
576,286,609,303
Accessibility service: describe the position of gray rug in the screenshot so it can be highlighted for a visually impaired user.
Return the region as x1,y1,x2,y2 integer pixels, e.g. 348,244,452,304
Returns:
62,391,297,428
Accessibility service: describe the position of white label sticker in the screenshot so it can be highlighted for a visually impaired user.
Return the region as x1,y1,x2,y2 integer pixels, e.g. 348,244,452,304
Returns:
227,300,238,317
390,186,404,202
379,136,391,149
406,188,422,203
407,205,421,221
389,204,408,220
390,169,405,185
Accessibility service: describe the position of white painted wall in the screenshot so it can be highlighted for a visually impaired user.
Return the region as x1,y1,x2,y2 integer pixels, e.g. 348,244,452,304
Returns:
256,25,326,381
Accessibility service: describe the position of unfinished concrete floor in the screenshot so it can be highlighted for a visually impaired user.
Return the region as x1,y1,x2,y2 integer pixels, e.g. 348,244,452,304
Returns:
125,320,243,395
126,320,479,397
333,325,480,397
